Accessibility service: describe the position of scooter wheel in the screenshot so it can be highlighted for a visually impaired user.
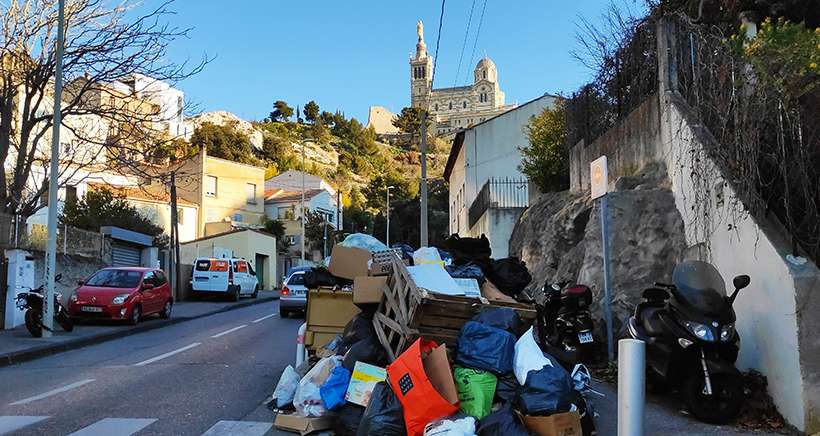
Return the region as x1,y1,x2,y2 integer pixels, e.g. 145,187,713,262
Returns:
683,372,744,424
56,311,74,332
24,310,43,338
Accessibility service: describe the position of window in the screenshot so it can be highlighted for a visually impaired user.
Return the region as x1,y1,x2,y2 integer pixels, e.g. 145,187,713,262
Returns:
246,183,257,204
449,102,453,110
205,175,217,197
177,96,184,123
434,103,438,111
177,208,184,225
85,270,142,288
65,185,77,204
154,271,167,285
142,272,156,286
463,101,467,109
233,213,243,222
287,273,305,285
278,206,294,220
195,259,211,271
483,70,487,79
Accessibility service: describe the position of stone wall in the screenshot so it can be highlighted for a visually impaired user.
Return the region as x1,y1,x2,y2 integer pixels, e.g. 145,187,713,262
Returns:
569,93,662,192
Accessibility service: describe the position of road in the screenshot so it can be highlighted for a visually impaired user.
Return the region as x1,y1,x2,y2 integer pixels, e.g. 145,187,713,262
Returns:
0,300,301,435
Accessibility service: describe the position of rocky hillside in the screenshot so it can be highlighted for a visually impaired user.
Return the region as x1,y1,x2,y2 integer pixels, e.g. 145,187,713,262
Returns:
188,111,265,149
510,163,687,334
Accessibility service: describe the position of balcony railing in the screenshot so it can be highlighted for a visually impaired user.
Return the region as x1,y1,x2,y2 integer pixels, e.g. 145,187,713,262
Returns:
468,178,529,228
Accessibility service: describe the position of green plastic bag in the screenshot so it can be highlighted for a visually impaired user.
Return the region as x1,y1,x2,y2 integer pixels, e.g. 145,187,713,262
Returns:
454,366,497,419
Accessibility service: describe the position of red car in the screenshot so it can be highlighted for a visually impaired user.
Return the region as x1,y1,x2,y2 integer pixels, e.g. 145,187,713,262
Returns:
68,267,173,325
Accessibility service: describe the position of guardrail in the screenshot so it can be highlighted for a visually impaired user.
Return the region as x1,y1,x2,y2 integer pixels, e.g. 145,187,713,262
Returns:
467,178,529,228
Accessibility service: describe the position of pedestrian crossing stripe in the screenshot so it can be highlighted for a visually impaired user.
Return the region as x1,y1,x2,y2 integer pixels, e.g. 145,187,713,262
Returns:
0,417,273,436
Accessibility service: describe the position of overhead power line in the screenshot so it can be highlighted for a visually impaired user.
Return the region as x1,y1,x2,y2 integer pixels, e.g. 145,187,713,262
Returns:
466,0,488,77
430,0,446,92
453,0,477,87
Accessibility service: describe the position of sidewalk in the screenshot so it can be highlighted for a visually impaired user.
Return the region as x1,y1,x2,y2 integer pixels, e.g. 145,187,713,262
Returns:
591,381,784,435
0,290,279,367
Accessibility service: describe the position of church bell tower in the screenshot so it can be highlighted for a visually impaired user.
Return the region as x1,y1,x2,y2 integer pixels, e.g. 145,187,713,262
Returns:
410,20,433,108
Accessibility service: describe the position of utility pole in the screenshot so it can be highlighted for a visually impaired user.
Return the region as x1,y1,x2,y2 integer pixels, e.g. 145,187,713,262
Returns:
419,111,428,247
300,140,306,263
386,186,394,246
42,0,66,338
170,172,181,299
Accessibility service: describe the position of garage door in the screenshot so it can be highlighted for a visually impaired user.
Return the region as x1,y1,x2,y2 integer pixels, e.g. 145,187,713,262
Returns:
112,244,141,267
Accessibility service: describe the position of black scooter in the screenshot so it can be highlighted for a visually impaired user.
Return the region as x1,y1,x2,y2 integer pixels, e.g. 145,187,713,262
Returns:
15,274,74,337
534,281,596,370
626,260,749,424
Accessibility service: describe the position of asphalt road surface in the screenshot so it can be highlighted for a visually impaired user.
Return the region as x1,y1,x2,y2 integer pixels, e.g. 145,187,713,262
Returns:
0,300,301,435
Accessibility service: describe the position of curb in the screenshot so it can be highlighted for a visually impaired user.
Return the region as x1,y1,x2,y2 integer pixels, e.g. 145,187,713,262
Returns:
0,294,279,368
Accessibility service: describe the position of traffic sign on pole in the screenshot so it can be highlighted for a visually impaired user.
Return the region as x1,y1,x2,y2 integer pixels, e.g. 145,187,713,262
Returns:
590,156,615,361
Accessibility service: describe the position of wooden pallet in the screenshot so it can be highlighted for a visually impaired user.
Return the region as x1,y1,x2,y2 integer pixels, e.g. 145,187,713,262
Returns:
372,256,536,361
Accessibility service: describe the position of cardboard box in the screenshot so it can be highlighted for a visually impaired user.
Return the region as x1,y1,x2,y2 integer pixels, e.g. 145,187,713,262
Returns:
328,245,372,280
304,288,360,351
353,276,388,305
423,343,460,406
521,411,582,436
481,279,517,303
273,413,334,435
346,361,387,406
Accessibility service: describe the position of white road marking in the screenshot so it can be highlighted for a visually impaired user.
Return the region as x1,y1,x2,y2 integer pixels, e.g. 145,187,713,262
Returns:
210,324,247,338
68,418,156,436
0,416,49,434
200,420,272,436
133,342,201,366
9,379,96,406
251,313,277,323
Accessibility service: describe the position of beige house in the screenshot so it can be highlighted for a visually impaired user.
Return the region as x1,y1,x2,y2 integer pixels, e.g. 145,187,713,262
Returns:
179,228,277,291
173,149,266,238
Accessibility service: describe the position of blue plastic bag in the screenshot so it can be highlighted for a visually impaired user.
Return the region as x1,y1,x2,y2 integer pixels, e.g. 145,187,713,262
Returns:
472,307,521,335
514,363,575,416
320,366,352,411
456,321,517,376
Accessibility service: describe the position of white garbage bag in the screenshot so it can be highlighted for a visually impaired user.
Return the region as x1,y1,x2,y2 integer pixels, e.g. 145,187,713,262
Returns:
273,365,301,408
339,233,388,252
513,326,555,385
293,355,343,417
423,416,476,436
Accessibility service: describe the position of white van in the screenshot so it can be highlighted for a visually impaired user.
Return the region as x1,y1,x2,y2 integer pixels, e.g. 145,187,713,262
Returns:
191,257,259,301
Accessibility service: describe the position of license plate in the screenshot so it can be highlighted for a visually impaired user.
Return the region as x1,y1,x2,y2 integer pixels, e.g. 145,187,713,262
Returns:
578,331,594,344
81,306,103,313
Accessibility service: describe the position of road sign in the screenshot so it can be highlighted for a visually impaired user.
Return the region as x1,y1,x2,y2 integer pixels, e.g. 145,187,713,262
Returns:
590,155,614,361
590,156,608,200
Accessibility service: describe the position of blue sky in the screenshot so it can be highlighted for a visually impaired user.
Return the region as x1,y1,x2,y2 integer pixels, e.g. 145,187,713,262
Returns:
155,1,631,122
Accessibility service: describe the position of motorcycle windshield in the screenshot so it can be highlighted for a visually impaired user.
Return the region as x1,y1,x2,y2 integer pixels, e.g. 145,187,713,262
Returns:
672,261,727,315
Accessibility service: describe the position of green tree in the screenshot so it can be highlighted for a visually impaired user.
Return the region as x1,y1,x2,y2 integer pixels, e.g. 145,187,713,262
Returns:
190,122,258,165
270,100,294,122
264,218,292,253
392,107,432,150
319,111,335,126
61,188,167,248
520,100,569,192
303,100,320,123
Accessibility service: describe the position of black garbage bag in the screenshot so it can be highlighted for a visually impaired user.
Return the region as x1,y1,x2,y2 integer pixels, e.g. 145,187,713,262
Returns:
304,267,337,288
446,262,486,285
515,364,576,416
476,403,531,436
334,402,366,436
566,389,597,436
356,382,407,436
456,321,517,376
444,234,492,265
485,258,532,296
494,373,519,403
342,336,389,370
472,307,522,335
392,243,415,264
341,313,376,346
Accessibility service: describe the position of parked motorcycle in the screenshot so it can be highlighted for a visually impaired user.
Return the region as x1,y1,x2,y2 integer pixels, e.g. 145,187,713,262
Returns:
626,260,750,424
533,280,596,370
15,273,74,337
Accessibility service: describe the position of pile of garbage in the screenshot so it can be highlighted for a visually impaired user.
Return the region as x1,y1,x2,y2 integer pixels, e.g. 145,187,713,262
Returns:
271,233,599,435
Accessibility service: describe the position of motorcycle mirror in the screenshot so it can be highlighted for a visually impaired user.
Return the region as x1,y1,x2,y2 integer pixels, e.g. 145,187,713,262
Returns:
54,273,62,283
732,275,750,290
77,280,85,286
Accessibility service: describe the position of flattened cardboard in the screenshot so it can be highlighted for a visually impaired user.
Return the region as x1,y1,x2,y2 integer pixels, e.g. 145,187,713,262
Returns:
422,344,460,405
328,245,372,280
353,276,387,305
481,280,517,303
345,361,387,406
273,413,334,435
520,411,582,436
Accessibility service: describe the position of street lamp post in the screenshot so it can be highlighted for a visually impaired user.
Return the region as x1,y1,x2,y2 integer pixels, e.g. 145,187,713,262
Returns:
386,186,395,247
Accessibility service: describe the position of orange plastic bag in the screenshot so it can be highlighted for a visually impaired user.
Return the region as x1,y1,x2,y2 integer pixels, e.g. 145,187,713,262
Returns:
387,339,460,436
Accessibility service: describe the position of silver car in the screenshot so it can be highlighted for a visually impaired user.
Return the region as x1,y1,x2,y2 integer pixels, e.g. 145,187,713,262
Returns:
280,271,307,317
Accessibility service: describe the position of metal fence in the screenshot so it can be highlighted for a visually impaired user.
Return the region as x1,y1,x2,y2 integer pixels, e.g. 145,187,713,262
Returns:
468,178,529,228
0,213,105,259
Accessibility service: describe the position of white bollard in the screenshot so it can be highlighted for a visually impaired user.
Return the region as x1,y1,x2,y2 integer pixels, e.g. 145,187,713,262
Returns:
618,339,645,436
295,322,307,367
